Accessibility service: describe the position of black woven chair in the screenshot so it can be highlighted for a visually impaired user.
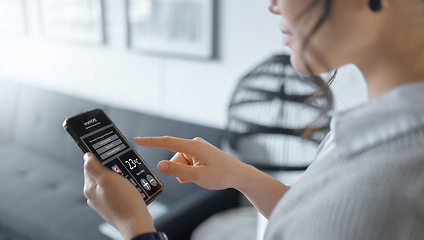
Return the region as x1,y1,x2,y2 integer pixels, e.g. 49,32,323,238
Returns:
224,54,332,171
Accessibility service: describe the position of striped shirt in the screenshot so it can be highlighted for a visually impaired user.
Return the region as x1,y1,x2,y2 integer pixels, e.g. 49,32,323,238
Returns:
265,81,424,240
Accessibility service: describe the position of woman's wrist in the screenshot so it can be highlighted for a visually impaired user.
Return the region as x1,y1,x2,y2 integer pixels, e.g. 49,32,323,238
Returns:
130,232,168,240
231,162,263,192
119,217,156,240
232,162,288,218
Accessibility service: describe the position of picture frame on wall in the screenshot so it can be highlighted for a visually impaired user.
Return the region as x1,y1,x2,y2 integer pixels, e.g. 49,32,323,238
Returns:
126,0,215,59
0,0,26,35
38,0,105,44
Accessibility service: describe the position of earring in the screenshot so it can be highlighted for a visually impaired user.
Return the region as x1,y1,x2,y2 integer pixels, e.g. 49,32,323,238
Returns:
369,0,387,12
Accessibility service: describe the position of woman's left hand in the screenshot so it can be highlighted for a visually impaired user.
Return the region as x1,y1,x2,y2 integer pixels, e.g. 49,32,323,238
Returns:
83,153,156,240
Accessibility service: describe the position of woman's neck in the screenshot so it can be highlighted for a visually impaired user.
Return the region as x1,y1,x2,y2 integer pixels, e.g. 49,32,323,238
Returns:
359,4,424,98
362,55,424,98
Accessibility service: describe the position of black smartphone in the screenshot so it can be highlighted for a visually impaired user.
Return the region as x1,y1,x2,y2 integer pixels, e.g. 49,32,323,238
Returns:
63,108,163,205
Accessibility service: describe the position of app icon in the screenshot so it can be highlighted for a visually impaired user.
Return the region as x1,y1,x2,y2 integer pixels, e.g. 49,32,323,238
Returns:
111,165,123,175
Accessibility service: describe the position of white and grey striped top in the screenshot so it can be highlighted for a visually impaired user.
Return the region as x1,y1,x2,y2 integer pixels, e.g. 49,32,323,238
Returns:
265,80,424,240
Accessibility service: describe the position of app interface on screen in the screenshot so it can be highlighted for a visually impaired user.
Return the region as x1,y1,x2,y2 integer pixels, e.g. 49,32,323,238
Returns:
80,124,161,202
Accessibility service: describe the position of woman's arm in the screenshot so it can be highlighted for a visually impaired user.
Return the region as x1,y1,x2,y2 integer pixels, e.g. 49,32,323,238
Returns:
232,163,289,218
135,136,289,218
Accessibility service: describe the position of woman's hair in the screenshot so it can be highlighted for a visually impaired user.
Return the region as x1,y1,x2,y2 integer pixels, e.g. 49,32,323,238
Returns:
298,0,336,139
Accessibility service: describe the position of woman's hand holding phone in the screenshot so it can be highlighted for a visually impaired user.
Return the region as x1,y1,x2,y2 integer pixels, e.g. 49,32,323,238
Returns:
83,153,156,240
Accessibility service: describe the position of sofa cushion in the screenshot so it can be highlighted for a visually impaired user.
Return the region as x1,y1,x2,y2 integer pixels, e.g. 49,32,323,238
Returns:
11,85,106,168
0,144,107,240
0,79,20,143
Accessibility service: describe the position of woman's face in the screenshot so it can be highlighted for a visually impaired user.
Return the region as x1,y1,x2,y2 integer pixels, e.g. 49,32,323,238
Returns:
269,0,378,75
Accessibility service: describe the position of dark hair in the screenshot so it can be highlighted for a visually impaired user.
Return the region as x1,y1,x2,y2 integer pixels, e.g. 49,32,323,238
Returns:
298,0,336,138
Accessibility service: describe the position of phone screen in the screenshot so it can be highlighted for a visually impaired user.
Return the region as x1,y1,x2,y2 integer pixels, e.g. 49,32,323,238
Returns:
63,108,163,205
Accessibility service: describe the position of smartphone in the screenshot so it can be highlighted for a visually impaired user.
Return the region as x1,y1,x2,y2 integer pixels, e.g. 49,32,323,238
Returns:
63,108,163,205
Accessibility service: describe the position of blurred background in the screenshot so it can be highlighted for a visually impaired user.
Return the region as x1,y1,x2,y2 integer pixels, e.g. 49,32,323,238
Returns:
0,0,366,129
0,0,368,240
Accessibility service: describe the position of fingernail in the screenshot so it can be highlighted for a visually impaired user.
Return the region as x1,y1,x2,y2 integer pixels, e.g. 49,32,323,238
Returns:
158,162,169,172
83,152,91,162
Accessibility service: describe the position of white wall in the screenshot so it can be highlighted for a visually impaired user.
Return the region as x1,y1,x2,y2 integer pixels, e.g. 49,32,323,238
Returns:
0,0,367,129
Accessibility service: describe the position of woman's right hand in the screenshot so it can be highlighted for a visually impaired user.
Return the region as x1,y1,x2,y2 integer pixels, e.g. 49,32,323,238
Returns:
134,136,243,190
135,136,289,218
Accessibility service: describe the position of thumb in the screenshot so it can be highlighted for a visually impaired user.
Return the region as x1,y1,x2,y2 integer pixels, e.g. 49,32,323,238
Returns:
157,160,197,183
84,153,107,180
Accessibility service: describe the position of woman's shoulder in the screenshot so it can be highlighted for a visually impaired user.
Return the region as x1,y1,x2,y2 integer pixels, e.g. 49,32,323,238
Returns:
266,128,424,240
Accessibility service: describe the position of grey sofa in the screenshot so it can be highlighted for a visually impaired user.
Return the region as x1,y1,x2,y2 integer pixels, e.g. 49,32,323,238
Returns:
0,79,238,240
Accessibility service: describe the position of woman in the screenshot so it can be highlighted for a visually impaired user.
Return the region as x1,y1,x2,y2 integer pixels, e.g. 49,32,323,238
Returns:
82,0,424,239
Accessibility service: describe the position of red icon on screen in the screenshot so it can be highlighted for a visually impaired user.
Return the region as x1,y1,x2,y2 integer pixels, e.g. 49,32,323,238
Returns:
111,165,123,175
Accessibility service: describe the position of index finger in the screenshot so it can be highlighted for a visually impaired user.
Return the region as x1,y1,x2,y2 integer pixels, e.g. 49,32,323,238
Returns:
134,136,197,154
